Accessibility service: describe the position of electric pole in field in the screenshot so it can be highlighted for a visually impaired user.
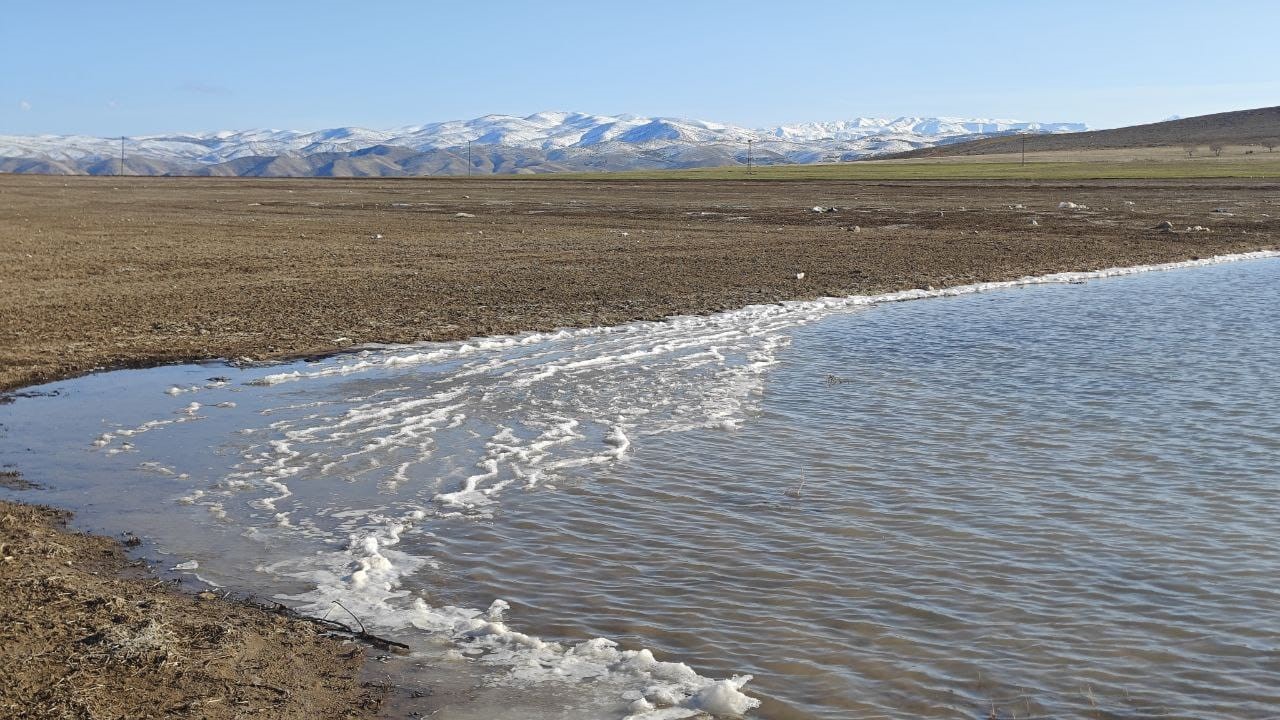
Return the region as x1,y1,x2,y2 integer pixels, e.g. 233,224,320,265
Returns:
467,140,472,177
746,138,754,175
120,136,126,176
1021,135,1027,166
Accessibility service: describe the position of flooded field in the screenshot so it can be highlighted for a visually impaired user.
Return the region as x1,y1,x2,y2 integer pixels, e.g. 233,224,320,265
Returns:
3,253,1278,719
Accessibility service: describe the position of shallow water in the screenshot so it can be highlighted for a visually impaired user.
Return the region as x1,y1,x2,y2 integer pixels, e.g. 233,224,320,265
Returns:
4,253,1279,719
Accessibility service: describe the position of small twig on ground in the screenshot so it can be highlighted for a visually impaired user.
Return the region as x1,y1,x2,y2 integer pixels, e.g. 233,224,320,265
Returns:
251,682,291,697
247,599,410,653
331,600,366,635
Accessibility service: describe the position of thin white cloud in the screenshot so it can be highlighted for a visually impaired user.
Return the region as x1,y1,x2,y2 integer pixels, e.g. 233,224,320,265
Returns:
19,99,31,111
178,81,231,96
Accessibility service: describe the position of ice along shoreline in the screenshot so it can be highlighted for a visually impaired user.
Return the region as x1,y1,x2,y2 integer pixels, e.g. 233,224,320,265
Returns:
3,249,1279,720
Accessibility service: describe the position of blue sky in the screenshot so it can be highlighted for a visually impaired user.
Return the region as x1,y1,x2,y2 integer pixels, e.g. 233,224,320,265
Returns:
3,1,1278,136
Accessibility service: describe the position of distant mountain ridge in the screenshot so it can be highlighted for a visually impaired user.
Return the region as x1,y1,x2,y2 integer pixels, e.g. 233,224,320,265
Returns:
882,106,1280,159
0,111,1087,176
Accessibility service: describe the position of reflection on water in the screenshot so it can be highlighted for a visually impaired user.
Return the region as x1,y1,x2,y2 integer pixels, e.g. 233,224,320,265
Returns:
3,254,1278,719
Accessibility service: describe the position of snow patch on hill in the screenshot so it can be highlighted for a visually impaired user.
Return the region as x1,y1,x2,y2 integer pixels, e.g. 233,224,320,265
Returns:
0,111,1088,176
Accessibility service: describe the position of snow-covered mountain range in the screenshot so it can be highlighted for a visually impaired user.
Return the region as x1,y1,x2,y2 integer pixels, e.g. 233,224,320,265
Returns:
0,111,1087,176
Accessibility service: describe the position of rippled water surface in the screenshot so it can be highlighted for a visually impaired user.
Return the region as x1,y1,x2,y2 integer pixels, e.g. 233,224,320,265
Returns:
4,255,1278,719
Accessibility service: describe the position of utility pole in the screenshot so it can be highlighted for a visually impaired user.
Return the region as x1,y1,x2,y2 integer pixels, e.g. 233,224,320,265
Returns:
120,136,125,176
1021,135,1027,166
746,138,754,175
466,140,472,177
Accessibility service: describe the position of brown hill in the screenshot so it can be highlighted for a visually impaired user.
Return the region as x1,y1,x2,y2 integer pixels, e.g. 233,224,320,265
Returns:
886,106,1280,158
0,157,78,174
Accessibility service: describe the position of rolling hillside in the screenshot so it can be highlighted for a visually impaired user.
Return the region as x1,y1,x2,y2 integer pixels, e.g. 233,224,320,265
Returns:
885,106,1280,159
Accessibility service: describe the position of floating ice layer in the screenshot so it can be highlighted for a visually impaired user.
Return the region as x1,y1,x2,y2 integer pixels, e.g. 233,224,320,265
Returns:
84,250,1278,719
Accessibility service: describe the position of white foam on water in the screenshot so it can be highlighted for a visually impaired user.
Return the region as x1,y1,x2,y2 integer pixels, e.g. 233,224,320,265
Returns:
78,250,1280,718
267,507,760,719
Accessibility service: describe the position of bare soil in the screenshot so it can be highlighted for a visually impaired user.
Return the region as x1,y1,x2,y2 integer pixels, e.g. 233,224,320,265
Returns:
2,175,1276,392
0,500,382,719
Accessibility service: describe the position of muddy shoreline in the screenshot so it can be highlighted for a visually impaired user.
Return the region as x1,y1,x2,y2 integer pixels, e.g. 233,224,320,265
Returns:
0,499,386,718
1,175,1276,717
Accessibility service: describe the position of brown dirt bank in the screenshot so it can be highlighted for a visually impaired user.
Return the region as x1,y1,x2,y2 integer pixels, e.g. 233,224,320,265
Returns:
0,499,382,719
1,174,1277,393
